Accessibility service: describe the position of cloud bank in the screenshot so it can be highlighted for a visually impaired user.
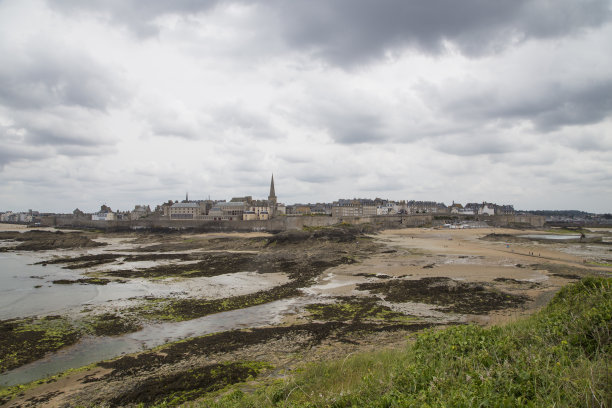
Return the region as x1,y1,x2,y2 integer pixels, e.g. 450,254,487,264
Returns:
0,0,611,213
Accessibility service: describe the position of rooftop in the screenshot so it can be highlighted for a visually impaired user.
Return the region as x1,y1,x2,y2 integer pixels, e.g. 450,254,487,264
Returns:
171,202,200,208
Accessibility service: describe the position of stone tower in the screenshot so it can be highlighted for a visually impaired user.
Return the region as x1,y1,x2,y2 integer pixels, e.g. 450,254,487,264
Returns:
268,174,277,215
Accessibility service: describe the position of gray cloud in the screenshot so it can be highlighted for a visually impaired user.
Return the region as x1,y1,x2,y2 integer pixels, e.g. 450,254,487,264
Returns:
431,134,528,157
430,78,612,132
0,144,46,169
276,0,611,64
0,108,118,168
559,131,612,152
287,88,393,145
531,81,612,131
323,111,387,144
46,0,612,65
0,30,126,167
0,38,124,111
1,1,611,213
143,101,281,141
295,173,335,184
214,105,281,140
46,0,222,37
22,115,109,147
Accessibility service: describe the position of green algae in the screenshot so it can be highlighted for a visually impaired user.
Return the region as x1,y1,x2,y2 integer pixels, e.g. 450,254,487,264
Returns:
107,361,272,407
358,277,530,315
306,297,416,323
0,316,81,373
85,313,142,337
132,283,301,322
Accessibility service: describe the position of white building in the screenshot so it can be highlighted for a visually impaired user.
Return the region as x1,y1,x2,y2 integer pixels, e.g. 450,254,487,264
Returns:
92,212,116,221
478,203,495,216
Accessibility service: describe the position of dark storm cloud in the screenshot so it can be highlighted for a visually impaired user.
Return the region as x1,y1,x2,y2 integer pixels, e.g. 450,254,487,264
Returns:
47,0,611,64
424,77,612,133
276,0,611,64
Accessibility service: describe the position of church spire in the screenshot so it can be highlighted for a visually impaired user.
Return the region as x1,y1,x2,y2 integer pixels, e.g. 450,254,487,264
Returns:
269,174,276,199
268,174,277,216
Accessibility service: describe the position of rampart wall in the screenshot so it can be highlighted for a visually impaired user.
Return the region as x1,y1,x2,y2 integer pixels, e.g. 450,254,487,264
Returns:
41,214,545,231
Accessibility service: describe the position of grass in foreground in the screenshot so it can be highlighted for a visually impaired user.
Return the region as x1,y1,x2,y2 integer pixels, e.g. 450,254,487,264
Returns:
201,277,612,407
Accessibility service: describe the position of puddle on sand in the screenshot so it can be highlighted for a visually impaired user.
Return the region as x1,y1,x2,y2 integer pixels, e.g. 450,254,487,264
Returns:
518,234,581,240
0,297,310,387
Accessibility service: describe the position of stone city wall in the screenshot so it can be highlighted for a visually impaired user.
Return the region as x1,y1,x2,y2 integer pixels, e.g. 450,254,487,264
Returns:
41,213,545,231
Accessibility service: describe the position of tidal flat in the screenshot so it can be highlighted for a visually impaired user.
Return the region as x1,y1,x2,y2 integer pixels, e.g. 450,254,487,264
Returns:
0,224,610,407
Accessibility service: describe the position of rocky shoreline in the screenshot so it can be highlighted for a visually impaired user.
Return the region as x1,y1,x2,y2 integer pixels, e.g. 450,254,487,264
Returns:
1,225,610,407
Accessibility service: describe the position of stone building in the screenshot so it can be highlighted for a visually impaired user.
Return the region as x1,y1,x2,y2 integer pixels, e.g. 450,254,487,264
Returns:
169,202,201,219
206,202,247,220
331,199,376,217
130,205,151,220
406,200,447,214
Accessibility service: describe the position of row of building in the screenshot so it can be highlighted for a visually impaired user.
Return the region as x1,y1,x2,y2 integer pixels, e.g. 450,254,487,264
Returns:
290,199,515,218
87,173,516,222
0,175,518,223
0,210,40,223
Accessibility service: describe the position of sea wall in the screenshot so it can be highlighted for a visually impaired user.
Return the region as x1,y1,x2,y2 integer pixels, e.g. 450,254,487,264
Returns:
486,214,546,228
41,213,545,231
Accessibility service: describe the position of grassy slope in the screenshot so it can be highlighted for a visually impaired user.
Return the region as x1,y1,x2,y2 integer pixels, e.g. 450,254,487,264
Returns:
201,277,611,408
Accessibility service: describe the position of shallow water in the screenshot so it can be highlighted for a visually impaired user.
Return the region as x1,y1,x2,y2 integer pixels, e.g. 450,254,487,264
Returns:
0,249,309,386
518,234,581,240
0,298,306,386
0,252,184,320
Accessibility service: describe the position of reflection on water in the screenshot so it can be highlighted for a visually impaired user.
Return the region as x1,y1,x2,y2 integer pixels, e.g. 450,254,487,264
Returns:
518,234,581,240
0,252,181,320
0,298,306,386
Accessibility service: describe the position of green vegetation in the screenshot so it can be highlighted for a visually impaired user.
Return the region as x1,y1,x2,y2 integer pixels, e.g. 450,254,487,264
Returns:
198,277,611,407
133,284,301,322
108,361,272,407
530,263,593,280
0,312,142,375
0,363,98,405
0,316,81,373
51,277,112,285
85,313,142,336
358,277,529,315
306,297,415,323
588,261,612,268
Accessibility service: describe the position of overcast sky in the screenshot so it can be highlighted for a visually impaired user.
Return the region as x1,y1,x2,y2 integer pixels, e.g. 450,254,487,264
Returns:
1,0,611,213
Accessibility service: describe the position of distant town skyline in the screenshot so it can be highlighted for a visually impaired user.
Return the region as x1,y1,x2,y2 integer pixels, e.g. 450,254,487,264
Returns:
1,1,611,214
